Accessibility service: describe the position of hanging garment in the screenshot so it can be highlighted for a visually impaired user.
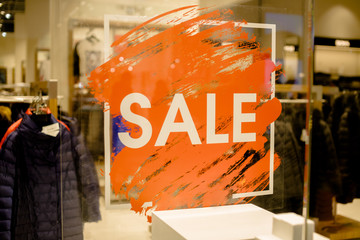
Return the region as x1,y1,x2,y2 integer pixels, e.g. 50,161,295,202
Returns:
309,109,342,220
0,113,101,240
74,103,104,160
73,37,103,87
328,93,360,203
336,95,360,203
251,119,304,214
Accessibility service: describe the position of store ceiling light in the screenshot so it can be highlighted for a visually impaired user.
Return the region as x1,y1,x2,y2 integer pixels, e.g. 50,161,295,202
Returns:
0,3,3,7
5,13,11,19
283,45,295,52
0,11,5,15
2,32,7,37
335,39,350,47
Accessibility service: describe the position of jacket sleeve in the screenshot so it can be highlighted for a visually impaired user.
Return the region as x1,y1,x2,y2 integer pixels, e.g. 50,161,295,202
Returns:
0,133,17,240
322,120,342,195
72,133,101,222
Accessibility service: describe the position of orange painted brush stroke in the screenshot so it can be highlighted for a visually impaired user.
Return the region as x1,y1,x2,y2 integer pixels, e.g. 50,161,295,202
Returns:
88,6,282,218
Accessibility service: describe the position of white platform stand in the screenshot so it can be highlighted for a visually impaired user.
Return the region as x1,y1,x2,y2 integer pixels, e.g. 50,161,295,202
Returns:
152,204,329,240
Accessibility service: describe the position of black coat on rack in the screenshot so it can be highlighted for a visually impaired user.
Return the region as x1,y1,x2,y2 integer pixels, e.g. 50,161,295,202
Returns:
329,92,360,203
0,112,101,239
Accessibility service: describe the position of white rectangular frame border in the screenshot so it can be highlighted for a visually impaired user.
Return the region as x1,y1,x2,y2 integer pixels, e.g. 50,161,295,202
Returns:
232,22,276,198
103,14,276,209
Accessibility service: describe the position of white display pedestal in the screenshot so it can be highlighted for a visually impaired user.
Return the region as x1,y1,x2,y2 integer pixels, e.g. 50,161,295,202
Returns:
152,204,329,240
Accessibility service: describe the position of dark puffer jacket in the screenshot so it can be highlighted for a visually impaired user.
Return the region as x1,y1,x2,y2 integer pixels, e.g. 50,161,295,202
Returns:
328,93,360,203
251,119,304,215
336,104,360,203
309,109,342,220
311,109,342,194
0,114,101,240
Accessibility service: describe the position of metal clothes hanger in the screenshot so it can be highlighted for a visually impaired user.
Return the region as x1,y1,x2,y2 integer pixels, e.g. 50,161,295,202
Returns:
29,92,49,115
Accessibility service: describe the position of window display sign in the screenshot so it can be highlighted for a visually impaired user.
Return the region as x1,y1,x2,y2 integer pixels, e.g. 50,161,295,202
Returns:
88,6,282,218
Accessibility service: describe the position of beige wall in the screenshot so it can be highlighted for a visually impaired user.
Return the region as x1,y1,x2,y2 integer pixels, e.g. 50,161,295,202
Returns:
315,46,360,76
1,0,50,85
0,37,15,84
314,0,360,76
315,0,360,39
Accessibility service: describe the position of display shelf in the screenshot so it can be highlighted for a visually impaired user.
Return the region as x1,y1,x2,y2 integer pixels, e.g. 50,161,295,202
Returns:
275,84,339,99
152,204,329,240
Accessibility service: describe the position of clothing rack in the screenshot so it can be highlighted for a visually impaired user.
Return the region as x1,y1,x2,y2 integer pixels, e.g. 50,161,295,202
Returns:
275,84,339,110
276,99,327,104
315,90,360,240
0,80,59,118
0,96,43,104
276,84,339,99
0,83,31,95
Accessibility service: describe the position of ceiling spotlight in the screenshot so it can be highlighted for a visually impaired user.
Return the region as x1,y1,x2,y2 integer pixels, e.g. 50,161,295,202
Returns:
335,39,350,47
5,13,11,19
283,45,296,52
0,11,5,15
0,3,3,7
2,32,7,37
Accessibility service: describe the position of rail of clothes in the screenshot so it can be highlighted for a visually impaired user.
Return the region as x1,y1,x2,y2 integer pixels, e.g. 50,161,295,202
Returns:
0,100,101,240
252,91,360,220
2,91,359,226
314,73,360,91
309,91,360,220
0,100,104,160
250,103,305,215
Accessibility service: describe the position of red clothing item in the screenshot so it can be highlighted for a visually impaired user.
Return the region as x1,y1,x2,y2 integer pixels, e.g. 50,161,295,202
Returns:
0,119,23,149
0,109,70,149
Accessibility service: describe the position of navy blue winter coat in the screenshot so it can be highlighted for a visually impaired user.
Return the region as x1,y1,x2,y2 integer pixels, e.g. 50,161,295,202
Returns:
0,114,101,240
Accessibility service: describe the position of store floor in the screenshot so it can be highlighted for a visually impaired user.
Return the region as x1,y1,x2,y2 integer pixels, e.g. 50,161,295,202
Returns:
83,198,360,240
84,197,151,240
337,199,360,222
316,200,360,239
